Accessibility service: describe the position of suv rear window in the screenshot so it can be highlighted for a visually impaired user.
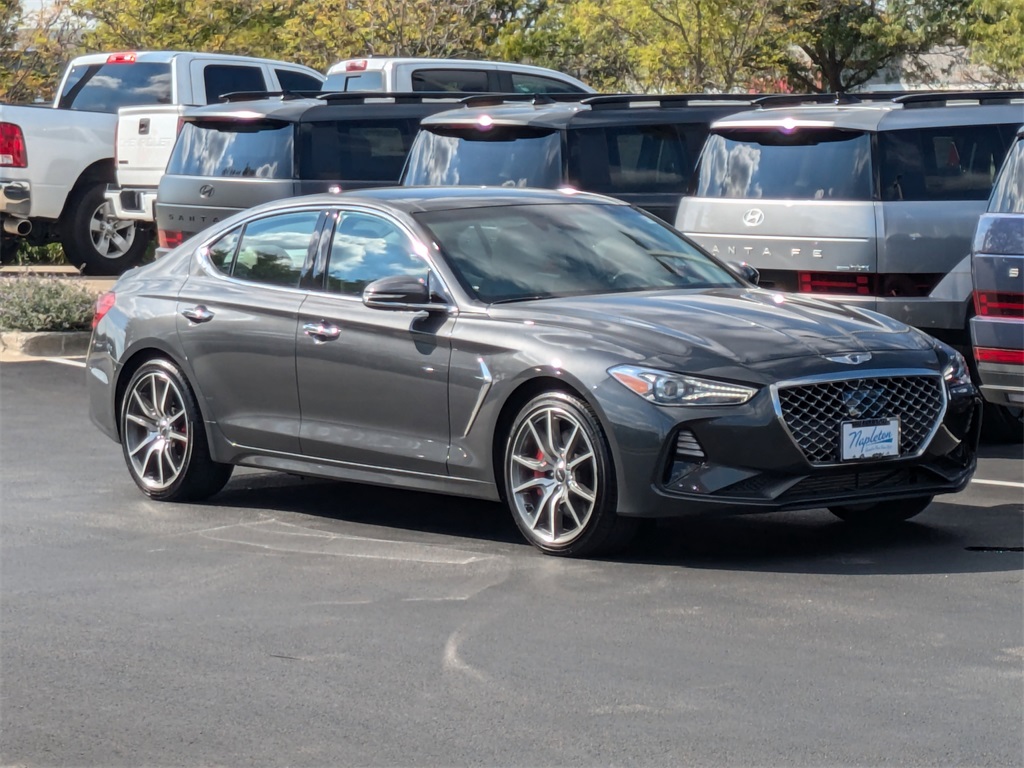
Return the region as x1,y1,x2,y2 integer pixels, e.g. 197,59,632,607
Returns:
166,121,293,178
568,125,699,194
989,138,1024,214
696,128,872,201
403,126,562,187
878,125,1015,203
297,119,421,182
58,61,172,112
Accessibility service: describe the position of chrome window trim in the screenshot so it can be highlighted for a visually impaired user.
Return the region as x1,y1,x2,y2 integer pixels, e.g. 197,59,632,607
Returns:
769,367,948,468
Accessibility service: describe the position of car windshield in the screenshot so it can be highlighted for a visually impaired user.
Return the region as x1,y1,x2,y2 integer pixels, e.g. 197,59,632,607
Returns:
403,126,562,187
415,202,742,303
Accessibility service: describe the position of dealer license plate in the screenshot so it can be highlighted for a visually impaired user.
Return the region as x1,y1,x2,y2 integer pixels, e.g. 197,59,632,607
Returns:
840,417,900,461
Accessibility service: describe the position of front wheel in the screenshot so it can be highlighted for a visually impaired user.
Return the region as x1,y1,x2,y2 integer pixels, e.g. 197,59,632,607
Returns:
121,359,232,501
61,183,150,275
828,496,934,526
503,391,636,557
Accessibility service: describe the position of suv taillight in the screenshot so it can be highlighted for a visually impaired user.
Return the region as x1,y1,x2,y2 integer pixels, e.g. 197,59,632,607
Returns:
798,271,874,296
0,122,27,167
158,230,184,249
93,291,116,329
974,291,1024,319
975,348,1024,365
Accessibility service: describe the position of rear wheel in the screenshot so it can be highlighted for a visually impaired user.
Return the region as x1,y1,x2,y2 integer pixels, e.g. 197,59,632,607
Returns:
121,359,232,501
61,182,150,275
828,496,934,526
503,391,636,557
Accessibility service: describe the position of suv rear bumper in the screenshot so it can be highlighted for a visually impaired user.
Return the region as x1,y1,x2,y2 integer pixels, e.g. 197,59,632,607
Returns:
105,185,156,222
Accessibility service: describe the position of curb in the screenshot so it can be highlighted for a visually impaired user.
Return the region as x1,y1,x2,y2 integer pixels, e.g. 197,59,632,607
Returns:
0,331,91,358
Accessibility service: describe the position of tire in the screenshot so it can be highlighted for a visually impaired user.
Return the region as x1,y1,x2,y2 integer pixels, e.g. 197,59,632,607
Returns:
503,391,636,557
828,496,934,526
61,182,150,275
120,359,232,502
981,402,1024,444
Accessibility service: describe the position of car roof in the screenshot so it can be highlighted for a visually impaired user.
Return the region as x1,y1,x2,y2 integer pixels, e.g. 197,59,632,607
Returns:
181,93,474,122
419,94,759,130
69,51,321,72
710,91,1024,132
241,187,626,217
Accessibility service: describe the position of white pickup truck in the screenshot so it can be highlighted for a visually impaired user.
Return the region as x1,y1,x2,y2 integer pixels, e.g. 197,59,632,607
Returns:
0,51,323,274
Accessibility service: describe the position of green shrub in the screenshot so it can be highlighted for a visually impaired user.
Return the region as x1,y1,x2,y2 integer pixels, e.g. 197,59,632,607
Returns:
0,275,95,332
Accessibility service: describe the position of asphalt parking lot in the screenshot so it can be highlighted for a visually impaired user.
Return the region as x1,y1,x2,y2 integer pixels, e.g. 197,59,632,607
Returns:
2,357,1022,767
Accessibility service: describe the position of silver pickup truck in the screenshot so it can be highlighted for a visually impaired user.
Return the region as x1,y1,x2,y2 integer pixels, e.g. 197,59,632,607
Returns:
0,51,322,274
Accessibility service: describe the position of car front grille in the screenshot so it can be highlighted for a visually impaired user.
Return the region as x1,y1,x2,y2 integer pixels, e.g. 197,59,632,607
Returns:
776,375,945,465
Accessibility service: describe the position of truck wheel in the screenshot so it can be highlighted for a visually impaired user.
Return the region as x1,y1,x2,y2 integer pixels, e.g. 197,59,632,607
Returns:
61,183,150,275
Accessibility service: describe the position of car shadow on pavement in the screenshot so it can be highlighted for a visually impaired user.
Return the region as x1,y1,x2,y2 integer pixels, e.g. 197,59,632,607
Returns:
208,469,1023,577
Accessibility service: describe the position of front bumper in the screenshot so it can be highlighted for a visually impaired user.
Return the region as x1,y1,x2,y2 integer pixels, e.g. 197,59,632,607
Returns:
606,371,981,518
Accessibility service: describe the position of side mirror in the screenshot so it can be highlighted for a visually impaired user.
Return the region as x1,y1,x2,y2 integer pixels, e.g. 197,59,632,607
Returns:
363,275,446,312
729,261,760,285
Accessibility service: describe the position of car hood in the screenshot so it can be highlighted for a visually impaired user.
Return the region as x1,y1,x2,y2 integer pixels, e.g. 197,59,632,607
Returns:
490,288,935,367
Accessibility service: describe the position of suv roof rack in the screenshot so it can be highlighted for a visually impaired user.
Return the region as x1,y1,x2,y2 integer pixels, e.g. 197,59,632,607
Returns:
892,90,1024,107
752,93,864,108
218,90,494,104
458,92,589,108
583,93,760,110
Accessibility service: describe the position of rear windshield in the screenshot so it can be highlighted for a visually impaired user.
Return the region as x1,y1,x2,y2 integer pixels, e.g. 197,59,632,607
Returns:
166,121,293,178
297,119,422,182
989,138,1024,214
696,128,872,201
567,124,704,194
322,72,385,92
58,61,172,112
402,126,563,188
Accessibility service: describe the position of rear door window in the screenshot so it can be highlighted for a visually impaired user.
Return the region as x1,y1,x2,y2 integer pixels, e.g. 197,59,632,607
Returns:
568,124,695,194
989,138,1024,214
402,126,563,187
166,121,294,178
696,128,873,200
275,69,323,93
879,124,1017,202
411,69,490,92
202,65,267,101
297,119,420,182
232,211,321,287
58,61,172,112
508,72,586,94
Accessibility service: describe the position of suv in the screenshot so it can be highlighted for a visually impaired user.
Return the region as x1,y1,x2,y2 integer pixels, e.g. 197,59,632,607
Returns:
675,91,1022,342
156,92,468,251
970,124,1024,441
323,57,593,95
401,94,757,221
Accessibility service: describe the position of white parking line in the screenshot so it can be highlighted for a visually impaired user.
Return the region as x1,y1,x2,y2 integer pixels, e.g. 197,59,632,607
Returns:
971,478,1024,490
42,357,86,368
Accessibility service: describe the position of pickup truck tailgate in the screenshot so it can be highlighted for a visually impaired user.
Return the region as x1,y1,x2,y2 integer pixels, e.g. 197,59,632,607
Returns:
115,104,186,189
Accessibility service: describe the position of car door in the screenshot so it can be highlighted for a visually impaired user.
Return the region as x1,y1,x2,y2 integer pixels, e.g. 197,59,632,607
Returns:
296,208,454,474
176,208,325,454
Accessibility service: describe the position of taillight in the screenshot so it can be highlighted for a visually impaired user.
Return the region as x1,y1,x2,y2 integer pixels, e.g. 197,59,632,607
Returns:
345,59,368,72
975,347,1024,365
93,291,116,329
158,229,183,249
974,291,1024,319
0,122,27,167
106,52,137,64
798,271,874,296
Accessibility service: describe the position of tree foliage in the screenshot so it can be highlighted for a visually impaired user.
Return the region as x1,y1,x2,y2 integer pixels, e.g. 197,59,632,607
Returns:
0,0,81,103
966,0,1024,86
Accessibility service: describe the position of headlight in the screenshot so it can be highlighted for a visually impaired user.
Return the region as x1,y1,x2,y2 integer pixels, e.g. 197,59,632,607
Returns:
609,365,757,406
943,348,973,393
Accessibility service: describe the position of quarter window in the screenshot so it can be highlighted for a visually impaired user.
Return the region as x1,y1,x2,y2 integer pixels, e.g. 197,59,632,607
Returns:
569,125,695,194
232,211,320,287
205,228,241,274
325,213,425,295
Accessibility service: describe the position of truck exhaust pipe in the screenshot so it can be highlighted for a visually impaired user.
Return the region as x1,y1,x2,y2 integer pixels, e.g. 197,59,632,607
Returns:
3,218,31,236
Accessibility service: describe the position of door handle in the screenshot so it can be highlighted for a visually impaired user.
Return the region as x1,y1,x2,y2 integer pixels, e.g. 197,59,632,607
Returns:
181,305,215,323
303,321,342,342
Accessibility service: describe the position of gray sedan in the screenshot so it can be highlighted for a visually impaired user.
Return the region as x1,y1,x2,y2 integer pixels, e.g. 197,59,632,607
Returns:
88,188,981,556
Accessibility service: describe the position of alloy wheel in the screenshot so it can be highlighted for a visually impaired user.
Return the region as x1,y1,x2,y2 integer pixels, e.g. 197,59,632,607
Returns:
123,369,190,491
89,200,136,260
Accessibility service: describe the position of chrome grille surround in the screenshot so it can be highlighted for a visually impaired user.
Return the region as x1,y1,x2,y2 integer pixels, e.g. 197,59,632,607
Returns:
771,369,947,466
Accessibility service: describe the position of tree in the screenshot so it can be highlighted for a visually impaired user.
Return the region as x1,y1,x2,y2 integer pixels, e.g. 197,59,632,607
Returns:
776,0,972,93
1,0,82,103
965,0,1024,85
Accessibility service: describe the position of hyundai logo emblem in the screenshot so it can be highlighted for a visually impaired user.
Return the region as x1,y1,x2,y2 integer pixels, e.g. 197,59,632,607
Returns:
199,184,215,198
826,352,873,365
743,208,764,227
